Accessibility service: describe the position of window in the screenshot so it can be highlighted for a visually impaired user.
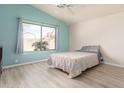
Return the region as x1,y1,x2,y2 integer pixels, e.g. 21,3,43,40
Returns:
42,26,56,50
23,22,56,52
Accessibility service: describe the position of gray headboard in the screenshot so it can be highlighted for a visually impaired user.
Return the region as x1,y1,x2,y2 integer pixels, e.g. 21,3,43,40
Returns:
77,45,103,62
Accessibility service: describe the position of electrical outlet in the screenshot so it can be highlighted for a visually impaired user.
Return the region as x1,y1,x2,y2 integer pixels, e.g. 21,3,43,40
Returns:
15,59,19,63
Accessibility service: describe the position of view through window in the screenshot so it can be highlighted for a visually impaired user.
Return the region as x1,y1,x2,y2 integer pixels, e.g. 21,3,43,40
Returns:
23,23,56,52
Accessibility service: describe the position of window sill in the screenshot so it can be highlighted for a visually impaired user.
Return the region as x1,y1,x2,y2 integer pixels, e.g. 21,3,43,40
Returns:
23,49,57,54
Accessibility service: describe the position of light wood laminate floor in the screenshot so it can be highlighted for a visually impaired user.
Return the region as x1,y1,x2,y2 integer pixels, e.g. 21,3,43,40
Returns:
0,62,124,88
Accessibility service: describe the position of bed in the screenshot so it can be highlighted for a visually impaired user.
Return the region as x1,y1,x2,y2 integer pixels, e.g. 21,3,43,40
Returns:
48,46,103,78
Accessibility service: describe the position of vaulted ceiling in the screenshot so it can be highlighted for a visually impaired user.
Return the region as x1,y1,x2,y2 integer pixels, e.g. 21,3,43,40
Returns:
32,4,124,25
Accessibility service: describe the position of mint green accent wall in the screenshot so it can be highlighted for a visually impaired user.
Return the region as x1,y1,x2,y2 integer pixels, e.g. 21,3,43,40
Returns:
0,5,69,66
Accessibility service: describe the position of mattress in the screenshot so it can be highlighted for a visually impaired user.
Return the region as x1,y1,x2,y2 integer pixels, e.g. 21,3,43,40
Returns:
48,52,99,78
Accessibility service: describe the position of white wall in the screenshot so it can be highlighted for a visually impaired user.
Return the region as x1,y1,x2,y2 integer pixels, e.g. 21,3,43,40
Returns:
70,12,124,66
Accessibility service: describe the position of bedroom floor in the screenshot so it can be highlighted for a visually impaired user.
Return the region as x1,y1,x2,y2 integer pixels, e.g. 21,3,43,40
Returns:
0,61,124,88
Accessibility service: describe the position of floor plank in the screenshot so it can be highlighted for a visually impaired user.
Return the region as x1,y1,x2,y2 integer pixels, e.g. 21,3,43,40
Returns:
0,62,124,88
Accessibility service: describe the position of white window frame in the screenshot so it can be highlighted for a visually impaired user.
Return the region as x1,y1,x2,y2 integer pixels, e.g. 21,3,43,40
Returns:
22,22,57,52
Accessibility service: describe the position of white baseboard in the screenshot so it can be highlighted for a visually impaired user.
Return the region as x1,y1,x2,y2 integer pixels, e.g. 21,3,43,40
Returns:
3,59,48,69
103,61,124,68
3,59,124,69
